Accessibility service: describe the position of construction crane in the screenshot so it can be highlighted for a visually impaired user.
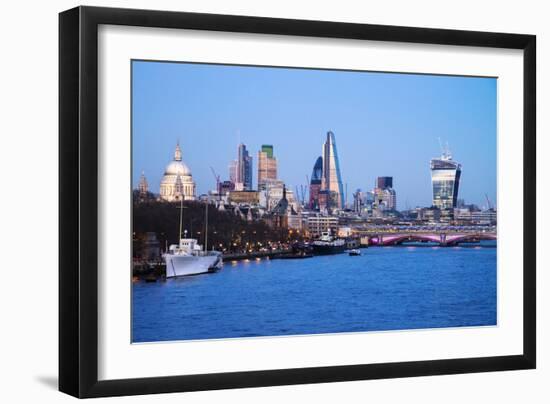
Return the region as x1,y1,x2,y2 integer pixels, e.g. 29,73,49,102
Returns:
210,166,221,200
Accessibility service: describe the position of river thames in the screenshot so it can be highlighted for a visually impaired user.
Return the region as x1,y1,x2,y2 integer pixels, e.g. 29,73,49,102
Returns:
132,242,496,343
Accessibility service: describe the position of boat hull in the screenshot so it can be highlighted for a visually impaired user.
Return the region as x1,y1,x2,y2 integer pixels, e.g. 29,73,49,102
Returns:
164,253,222,278
311,244,346,255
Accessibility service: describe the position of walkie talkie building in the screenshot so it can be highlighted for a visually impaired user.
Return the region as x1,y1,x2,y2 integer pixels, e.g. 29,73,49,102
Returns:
430,147,461,210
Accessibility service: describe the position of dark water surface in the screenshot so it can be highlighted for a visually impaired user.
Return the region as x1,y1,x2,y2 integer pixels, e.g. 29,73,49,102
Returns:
132,242,496,342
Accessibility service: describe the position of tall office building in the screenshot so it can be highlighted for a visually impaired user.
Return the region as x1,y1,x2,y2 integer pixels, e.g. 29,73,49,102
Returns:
373,176,396,211
308,156,323,210
321,131,345,209
353,189,365,214
373,188,397,211
231,143,253,191
228,160,237,184
257,144,278,189
430,147,461,209
377,176,393,189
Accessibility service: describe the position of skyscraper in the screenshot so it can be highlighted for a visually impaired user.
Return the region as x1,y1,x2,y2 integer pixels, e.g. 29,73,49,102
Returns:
431,147,461,209
321,131,345,209
308,156,323,210
228,160,237,184
257,144,278,190
232,143,253,191
353,189,365,214
376,176,393,189
373,188,397,211
261,144,273,158
373,176,396,211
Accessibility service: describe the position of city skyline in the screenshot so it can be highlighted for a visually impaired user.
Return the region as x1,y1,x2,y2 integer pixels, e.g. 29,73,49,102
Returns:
132,60,497,209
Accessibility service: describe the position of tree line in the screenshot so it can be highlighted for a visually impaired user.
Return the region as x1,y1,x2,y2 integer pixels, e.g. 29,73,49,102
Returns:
132,191,299,256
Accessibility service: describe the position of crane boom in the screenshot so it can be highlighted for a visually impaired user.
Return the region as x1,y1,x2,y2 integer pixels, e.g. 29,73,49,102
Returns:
210,166,221,199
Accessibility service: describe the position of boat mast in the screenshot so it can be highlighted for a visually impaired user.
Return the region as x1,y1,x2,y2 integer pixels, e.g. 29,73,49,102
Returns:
178,197,184,242
204,201,209,252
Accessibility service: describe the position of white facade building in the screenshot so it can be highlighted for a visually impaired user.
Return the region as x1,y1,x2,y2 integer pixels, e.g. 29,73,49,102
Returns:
306,214,339,237
259,179,299,212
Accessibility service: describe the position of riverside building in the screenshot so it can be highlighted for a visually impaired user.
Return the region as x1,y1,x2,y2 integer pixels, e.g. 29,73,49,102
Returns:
306,214,339,237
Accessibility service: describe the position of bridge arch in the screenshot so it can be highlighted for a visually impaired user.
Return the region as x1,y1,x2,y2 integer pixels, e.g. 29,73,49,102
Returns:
369,232,497,246
444,233,497,246
377,234,442,246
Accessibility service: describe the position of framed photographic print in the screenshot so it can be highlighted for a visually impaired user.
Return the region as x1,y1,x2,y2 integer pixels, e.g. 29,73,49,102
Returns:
59,6,536,398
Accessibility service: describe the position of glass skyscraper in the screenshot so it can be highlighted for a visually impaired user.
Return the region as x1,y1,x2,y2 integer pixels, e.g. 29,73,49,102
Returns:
430,149,461,210
231,143,253,190
321,131,345,209
376,176,393,190
374,176,396,211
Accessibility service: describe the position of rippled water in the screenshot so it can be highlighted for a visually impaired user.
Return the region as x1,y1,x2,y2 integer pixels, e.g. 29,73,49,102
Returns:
132,242,496,342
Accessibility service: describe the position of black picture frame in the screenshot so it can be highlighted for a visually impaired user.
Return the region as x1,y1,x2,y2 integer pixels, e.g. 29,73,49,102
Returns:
59,5,536,398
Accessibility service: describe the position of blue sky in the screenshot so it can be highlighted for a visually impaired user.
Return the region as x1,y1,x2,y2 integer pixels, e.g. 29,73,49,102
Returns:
132,60,497,210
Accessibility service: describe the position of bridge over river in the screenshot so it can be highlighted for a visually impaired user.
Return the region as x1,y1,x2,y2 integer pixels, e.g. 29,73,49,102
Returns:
363,232,497,247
